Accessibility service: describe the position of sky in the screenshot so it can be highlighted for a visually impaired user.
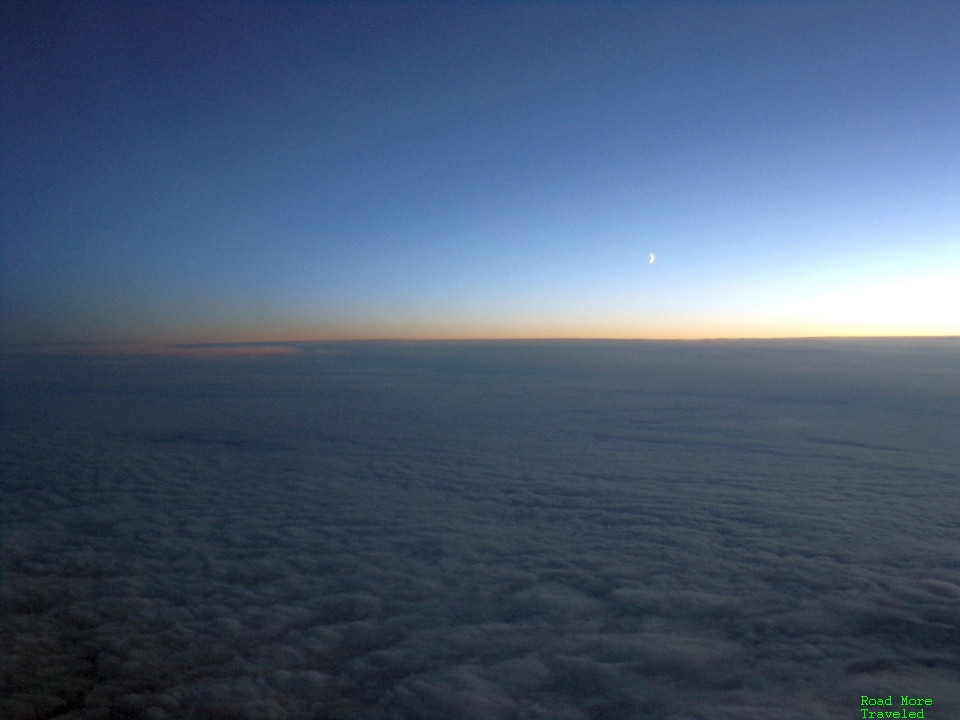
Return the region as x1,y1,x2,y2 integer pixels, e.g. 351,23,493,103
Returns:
3,0,959,347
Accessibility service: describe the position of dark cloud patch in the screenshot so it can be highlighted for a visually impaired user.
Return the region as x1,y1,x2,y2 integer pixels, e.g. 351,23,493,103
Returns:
2,340,959,719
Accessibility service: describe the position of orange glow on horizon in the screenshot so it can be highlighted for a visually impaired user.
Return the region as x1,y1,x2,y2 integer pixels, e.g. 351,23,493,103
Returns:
5,319,958,357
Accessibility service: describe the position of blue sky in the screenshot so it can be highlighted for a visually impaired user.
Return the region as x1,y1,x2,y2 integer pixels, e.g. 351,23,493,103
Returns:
3,1,959,347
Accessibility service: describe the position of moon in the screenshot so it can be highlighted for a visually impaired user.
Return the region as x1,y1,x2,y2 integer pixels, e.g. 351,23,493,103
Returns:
649,253,655,264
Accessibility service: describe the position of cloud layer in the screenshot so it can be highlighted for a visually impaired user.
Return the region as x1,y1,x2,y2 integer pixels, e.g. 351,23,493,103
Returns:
3,340,959,719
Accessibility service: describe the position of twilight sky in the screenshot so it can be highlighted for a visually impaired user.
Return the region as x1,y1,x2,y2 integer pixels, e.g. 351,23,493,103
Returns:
3,0,959,346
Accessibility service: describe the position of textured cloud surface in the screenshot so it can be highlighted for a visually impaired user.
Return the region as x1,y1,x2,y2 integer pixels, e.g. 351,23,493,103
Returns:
3,340,959,719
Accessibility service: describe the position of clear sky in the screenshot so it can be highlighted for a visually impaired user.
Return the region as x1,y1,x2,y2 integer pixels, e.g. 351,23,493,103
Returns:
3,0,959,348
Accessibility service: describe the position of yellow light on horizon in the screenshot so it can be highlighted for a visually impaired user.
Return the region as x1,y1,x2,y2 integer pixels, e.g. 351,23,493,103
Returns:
772,270,960,337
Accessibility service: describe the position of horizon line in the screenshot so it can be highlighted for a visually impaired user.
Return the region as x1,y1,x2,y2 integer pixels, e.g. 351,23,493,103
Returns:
3,334,959,357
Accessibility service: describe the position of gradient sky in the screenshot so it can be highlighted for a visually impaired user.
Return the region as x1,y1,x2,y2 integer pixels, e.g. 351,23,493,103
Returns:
3,0,959,346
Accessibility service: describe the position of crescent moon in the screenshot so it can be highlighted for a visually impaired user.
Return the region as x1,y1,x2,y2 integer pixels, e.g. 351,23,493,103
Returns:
649,253,655,264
